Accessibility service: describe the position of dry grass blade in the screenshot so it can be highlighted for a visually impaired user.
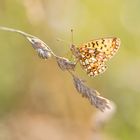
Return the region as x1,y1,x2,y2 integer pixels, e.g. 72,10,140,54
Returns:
26,37,53,59
0,26,53,59
72,75,110,111
56,56,76,71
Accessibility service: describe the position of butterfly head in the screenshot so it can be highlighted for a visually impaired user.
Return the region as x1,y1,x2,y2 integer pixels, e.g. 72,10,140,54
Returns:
70,44,80,58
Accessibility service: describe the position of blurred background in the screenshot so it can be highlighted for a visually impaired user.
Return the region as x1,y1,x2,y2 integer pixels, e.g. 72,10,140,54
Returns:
0,0,140,140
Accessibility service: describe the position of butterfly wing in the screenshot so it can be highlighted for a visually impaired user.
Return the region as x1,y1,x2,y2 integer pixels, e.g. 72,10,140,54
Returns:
79,51,107,76
79,56,107,76
79,37,120,62
77,37,120,77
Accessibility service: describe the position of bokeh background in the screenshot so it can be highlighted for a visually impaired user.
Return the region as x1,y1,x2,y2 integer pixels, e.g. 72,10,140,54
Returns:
0,0,140,140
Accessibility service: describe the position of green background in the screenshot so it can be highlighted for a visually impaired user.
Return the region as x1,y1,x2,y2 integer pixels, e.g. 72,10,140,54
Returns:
0,0,140,140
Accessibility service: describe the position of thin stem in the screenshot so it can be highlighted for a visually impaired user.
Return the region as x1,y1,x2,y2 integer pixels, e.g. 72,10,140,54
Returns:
0,26,34,38
0,26,57,58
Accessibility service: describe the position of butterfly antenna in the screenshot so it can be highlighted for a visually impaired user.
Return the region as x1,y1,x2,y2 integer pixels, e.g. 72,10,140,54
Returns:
56,38,70,45
71,29,74,44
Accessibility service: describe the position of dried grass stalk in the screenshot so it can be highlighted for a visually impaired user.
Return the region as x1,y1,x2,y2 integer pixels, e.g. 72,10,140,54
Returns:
0,26,112,111
26,37,52,59
56,56,76,71
73,75,110,111
0,26,53,59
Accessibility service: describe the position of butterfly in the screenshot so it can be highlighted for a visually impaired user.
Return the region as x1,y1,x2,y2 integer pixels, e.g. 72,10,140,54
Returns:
70,37,121,77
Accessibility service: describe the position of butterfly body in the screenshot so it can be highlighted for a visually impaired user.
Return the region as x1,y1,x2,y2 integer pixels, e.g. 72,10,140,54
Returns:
70,37,120,77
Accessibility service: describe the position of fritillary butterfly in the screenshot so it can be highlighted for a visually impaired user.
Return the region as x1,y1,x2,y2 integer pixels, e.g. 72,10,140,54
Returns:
70,37,121,77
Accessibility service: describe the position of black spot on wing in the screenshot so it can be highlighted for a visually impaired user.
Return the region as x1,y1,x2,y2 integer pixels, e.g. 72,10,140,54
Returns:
91,42,95,47
102,39,105,44
96,41,99,46
88,43,91,47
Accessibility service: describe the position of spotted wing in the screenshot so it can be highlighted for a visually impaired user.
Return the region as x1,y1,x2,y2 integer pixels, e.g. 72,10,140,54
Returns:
77,37,120,77
79,53,107,77
79,37,120,62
